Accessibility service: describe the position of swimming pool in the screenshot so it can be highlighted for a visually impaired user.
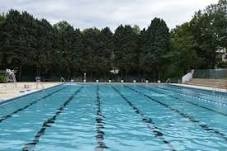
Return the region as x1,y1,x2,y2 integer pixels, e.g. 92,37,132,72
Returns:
0,83,227,151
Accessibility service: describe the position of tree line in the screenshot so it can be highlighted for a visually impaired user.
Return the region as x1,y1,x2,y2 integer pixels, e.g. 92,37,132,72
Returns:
0,0,226,82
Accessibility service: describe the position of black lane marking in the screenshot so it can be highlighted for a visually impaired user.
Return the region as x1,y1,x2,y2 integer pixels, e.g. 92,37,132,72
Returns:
111,86,176,151
95,85,108,150
160,85,227,106
22,86,83,151
0,87,66,123
141,85,227,117
125,85,227,142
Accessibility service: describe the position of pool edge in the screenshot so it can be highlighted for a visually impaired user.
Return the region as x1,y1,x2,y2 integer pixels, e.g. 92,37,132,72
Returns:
171,83,227,93
0,83,64,106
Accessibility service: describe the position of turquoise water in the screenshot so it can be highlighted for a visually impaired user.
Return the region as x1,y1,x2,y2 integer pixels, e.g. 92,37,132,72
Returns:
0,84,227,151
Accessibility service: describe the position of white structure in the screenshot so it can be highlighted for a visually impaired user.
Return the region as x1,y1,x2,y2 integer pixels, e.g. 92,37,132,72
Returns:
222,53,227,62
35,76,44,89
110,68,119,75
60,77,65,82
133,80,136,83
182,69,194,83
217,48,227,62
109,80,112,83
96,80,99,83
6,69,16,83
83,73,87,82
121,80,124,83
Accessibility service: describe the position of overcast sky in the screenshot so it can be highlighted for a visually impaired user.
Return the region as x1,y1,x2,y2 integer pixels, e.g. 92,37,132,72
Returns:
0,0,219,30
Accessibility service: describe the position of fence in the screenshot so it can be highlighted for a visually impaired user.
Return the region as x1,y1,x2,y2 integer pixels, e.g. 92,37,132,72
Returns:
193,69,227,79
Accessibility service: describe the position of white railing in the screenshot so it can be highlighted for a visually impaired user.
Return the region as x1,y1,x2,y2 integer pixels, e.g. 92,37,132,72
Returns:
182,70,194,83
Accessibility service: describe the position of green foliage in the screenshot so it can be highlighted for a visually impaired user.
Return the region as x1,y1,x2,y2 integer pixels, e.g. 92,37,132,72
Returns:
0,14,5,26
140,18,170,80
0,74,6,83
167,0,227,79
169,23,199,75
189,0,227,68
53,21,83,79
113,25,139,78
0,0,226,82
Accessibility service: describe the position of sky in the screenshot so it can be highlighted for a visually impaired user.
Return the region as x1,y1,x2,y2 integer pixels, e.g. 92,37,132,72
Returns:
0,0,219,31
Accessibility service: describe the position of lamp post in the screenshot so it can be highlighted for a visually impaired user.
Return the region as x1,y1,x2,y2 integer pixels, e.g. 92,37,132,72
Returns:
110,68,119,82
83,72,86,83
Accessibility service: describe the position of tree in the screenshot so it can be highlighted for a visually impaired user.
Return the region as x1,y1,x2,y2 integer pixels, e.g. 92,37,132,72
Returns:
190,0,227,68
99,27,114,79
0,10,36,80
168,23,199,78
0,14,5,67
33,18,55,78
0,14,4,26
113,25,139,80
53,21,83,79
140,18,170,80
0,0,224,82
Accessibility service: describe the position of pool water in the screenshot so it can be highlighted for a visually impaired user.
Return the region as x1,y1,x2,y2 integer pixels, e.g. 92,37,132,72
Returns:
0,84,227,151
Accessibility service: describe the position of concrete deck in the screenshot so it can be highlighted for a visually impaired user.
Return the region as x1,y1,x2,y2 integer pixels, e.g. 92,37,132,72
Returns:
0,82,61,101
172,83,227,93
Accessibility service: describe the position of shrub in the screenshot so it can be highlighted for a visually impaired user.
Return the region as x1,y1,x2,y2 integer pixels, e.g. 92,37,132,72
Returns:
0,75,6,83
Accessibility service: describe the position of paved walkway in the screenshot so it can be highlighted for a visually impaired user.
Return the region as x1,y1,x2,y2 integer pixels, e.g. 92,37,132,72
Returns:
0,82,61,101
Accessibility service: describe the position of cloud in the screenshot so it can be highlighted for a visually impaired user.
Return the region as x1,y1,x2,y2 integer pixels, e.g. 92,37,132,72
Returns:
0,0,219,31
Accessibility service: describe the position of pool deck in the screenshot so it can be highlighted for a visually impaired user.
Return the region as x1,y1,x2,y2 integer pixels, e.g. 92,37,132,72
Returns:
172,83,227,93
0,82,61,101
